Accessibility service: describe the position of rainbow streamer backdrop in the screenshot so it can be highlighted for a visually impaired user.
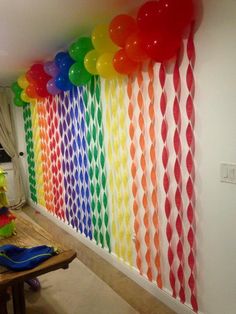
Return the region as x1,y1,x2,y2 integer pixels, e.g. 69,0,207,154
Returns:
23,30,198,312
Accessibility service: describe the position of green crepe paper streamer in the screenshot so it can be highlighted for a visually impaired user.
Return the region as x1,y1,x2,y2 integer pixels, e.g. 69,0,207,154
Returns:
84,76,111,251
94,76,110,251
84,78,98,244
22,104,37,203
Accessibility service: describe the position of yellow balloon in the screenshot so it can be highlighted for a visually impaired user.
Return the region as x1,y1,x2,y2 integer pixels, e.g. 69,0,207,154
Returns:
21,90,30,103
21,90,36,105
96,53,117,79
17,75,29,89
92,24,117,54
84,50,99,75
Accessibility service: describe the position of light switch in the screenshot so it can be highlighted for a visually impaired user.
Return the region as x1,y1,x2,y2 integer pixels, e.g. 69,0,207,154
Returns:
221,163,236,184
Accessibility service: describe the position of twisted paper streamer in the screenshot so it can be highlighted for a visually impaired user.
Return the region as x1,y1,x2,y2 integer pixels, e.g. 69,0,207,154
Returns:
136,66,153,281
30,102,46,207
37,101,54,213
23,104,37,202
147,61,162,287
72,86,92,239
58,92,74,225
173,55,185,303
185,24,198,312
44,97,65,220
159,63,176,297
104,78,133,265
84,76,110,251
104,79,122,258
127,74,142,274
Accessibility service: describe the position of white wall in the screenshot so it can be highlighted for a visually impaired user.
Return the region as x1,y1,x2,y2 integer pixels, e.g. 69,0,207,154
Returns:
12,1,236,314
195,1,236,313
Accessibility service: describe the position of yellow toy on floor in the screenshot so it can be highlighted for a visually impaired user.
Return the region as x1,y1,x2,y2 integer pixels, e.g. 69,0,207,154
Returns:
0,167,15,238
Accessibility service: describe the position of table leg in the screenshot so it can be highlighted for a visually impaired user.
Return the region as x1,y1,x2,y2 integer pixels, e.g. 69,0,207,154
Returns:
0,288,9,314
12,282,25,314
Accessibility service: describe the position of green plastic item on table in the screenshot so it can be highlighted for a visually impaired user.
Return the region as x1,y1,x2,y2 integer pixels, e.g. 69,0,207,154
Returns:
0,222,15,239
0,168,7,189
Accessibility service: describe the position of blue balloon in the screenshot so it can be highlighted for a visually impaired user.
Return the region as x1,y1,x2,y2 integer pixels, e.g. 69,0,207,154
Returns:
55,73,73,91
58,54,74,73
55,51,68,67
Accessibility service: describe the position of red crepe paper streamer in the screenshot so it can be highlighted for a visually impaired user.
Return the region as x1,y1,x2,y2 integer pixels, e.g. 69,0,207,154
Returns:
148,61,162,288
159,63,177,297
173,54,186,303
185,23,198,312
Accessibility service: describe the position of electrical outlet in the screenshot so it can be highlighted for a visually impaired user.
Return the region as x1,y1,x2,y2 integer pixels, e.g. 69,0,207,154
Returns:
220,163,236,184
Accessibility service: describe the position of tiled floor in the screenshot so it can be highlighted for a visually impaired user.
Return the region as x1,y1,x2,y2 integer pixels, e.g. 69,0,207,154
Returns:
8,206,176,314
8,258,137,314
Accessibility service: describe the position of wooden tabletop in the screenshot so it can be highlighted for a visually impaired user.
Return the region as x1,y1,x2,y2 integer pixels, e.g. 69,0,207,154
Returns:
0,211,76,287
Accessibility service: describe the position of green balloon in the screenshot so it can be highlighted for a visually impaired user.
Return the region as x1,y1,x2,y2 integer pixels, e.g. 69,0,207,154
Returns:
14,96,27,107
69,61,92,86
69,37,93,61
11,82,23,96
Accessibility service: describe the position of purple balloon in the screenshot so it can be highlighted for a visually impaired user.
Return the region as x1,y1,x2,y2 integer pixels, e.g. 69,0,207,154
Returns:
47,78,60,95
44,61,59,77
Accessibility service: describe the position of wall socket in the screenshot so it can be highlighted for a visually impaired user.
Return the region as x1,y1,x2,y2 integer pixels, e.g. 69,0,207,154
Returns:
220,163,236,184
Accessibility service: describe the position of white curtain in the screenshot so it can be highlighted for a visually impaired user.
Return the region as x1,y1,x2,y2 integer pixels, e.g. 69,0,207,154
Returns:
0,88,25,209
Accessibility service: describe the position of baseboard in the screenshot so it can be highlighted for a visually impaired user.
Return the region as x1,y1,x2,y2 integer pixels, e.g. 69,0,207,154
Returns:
28,199,203,314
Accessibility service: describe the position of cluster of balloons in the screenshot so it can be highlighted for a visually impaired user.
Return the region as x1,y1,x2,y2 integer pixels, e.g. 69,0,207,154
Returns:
110,0,194,75
11,79,28,107
11,0,195,106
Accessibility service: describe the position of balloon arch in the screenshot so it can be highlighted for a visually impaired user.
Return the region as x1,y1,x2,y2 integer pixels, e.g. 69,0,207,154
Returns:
11,0,195,106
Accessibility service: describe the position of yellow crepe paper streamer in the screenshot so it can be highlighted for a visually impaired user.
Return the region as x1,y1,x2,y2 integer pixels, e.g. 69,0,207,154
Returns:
104,78,134,266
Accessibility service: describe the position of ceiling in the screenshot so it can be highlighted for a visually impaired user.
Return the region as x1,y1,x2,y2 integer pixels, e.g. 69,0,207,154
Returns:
0,0,144,86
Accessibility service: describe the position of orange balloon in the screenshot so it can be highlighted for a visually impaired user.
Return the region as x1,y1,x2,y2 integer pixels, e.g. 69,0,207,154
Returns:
26,84,38,99
113,49,138,75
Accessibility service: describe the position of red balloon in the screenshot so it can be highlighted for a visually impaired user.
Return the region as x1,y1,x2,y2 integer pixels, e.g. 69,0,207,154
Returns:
26,70,36,83
26,63,50,84
142,30,181,62
125,33,148,62
137,1,171,32
109,14,137,47
35,84,50,98
137,0,194,34
113,49,138,75
31,63,44,74
170,0,194,32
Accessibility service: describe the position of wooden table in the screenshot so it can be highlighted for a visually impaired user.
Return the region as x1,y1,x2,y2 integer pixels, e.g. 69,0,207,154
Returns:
0,211,76,314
